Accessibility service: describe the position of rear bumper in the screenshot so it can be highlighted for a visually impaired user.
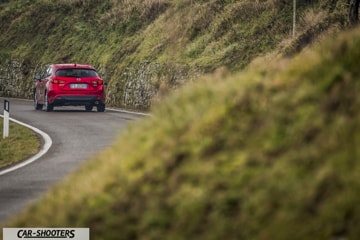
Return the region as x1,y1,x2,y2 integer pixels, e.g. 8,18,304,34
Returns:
51,95,105,106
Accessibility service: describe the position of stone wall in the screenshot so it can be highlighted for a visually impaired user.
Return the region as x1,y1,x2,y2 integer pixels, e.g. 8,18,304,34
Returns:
0,60,202,110
108,62,203,110
0,60,45,99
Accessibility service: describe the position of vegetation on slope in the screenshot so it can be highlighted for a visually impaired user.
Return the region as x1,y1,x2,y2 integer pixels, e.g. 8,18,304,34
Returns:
0,0,349,109
2,23,360,240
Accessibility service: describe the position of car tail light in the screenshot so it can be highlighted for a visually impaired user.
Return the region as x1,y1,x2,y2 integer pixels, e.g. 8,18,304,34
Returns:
92,80,103,86
52,79,65,84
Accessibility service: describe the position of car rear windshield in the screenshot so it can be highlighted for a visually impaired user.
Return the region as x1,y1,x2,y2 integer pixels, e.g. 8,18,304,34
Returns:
56,68,98,77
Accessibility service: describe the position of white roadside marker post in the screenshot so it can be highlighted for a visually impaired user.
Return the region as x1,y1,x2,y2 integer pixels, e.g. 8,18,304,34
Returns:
293,0,296,38
3,99,10,139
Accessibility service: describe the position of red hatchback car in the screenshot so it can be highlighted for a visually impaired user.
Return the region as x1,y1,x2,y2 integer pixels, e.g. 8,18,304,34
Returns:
34,64,106,112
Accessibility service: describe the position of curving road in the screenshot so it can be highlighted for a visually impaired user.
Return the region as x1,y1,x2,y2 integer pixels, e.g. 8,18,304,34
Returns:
0,98,145,224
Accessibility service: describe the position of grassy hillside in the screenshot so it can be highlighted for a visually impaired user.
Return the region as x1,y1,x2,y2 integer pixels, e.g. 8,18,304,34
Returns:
0,0,348,109
2,22,360,240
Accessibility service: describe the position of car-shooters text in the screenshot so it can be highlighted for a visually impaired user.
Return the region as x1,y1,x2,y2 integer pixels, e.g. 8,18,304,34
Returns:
17,229,75,238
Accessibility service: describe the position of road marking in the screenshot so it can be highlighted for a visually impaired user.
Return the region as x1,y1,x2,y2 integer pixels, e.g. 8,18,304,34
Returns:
0,116,52,176
1,97,151,116
106,107,150,116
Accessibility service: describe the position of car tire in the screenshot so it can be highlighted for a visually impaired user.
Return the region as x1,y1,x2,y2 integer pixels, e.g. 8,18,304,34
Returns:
85,105,93,112
34,91,43,110
97,103,105,112
44,93,54,112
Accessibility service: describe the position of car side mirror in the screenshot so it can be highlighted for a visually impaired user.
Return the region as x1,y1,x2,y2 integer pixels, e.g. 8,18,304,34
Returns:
34,75,42,81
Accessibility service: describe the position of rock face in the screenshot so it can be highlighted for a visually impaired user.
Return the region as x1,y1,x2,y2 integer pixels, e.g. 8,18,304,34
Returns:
0,60,202,110
0,60,42,99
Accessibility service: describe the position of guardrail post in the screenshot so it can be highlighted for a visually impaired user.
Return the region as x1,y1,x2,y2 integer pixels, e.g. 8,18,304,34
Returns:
3,99,10,139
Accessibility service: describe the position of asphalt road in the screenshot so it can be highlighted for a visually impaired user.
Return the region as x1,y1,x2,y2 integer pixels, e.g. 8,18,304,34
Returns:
0,98,144,224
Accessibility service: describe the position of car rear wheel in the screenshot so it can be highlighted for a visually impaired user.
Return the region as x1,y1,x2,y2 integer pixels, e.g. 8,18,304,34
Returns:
85,104,93,112
44,93,54,112
97,103,105,112
34,91,43,110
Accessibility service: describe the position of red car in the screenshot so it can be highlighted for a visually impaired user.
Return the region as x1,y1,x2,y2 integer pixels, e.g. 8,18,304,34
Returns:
34,64,106,112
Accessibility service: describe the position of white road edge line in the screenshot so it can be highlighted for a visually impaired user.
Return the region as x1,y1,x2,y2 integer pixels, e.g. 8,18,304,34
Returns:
1,98,151,116
106,108,150,116
0,115,52,176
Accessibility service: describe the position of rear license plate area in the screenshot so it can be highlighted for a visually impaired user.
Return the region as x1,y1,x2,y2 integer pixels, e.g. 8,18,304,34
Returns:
70,83,88,89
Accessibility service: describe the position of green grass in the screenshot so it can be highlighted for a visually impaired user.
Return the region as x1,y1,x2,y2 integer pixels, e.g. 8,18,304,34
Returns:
0,0,349,108
2,23,360,240
0,120,40,169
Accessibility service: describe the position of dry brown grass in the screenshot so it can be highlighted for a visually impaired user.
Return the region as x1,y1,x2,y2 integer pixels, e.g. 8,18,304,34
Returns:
100,0,170,25
299,8,327,30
